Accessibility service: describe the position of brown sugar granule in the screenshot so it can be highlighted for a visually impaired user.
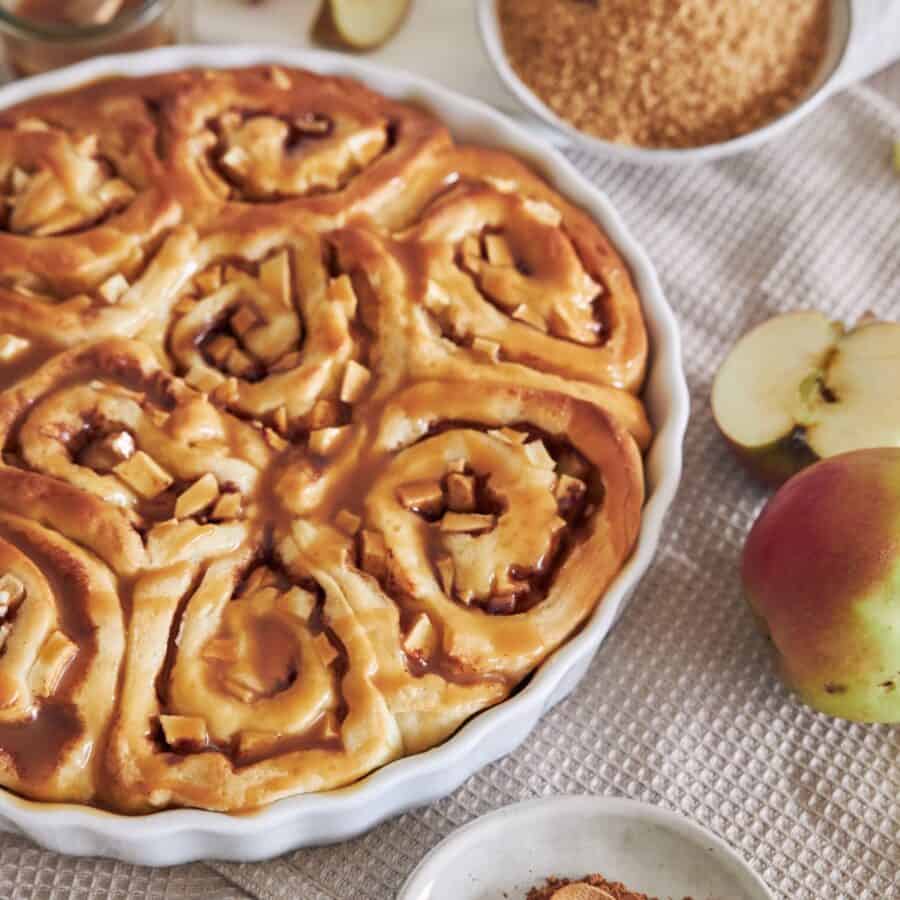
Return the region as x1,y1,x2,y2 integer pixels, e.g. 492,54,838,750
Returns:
498,0,831,149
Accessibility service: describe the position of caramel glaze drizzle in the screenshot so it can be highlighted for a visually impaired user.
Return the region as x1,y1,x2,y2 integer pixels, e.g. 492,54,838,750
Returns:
0,521,96,783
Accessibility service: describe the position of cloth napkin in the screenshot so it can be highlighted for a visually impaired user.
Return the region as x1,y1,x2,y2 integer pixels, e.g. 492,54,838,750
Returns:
2,11,900,900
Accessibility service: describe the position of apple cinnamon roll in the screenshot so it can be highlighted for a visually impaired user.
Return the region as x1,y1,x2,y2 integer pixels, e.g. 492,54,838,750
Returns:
165,220,398,438
0,83,180,296
162,66,450,227
318,381,644,685
106,540,401,812
0,513,124,805
0,338,275,575
391,150,647,394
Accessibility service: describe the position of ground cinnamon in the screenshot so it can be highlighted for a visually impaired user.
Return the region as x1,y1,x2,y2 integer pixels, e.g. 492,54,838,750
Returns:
526,873,694,900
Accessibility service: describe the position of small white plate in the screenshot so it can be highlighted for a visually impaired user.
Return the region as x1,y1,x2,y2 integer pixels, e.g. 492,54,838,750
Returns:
399,796,774,900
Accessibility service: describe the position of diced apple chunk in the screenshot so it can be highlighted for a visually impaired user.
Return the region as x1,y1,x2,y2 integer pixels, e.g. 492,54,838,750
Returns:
0,334,29,362
174,473,219,519
159,715,209,750
335,509,361,536
523,197,562,227
359,529,388,578
113,450,173,498
30,631,77,697
484,233,514,266
259,250,292,306
308,425,350,456
220,146,250,176
403,612,435,657
97,273,130,305
488,427,527,446
396,480,444,517
230,305,258,338
184,364,224,394
0,573,24,616
523,440,556,470
472,337,500,363
436,557,454,595
328,274,358,319
278,586,318,621
210,491,242,521
339,360,371,404
439,512,495,534
446,473,476,512
194,265,222,295
80,430,135,473
511,304,548,332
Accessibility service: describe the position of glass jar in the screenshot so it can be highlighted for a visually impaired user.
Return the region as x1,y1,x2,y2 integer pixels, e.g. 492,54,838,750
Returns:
0,0,191,78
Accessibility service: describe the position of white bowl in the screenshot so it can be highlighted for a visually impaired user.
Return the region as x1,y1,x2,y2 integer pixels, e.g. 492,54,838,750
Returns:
477,0,854,164
0,45,689,864
399,796,775,900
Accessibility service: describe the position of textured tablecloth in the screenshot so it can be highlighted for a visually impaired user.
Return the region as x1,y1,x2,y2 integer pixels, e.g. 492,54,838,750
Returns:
1,38,900,900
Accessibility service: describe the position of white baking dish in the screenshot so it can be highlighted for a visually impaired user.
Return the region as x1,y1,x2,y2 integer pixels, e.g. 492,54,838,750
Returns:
0,45,689,864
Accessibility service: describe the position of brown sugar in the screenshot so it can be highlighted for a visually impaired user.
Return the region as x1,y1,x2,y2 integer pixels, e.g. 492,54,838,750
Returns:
497,0,831,149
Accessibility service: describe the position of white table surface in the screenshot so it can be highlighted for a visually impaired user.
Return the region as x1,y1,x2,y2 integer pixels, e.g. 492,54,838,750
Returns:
194,0,516,112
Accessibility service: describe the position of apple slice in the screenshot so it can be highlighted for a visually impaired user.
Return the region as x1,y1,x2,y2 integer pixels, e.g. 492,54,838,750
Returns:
713,311,900,484
312,0,411,51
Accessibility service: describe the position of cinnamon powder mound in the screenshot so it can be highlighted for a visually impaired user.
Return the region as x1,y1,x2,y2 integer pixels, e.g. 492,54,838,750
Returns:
526,874,697,900
497,0,831,149
526,874,658,900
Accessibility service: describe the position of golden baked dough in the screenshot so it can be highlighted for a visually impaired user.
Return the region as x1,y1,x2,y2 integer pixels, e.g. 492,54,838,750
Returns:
0,514,123,804
0,66,651,813
0,85,180,295
159,65,451,227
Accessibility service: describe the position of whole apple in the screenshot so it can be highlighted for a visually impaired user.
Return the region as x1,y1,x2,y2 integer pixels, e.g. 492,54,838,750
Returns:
742,447,900,722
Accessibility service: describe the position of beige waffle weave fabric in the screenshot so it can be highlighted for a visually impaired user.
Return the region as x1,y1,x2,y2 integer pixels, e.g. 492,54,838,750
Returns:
0,62,898,900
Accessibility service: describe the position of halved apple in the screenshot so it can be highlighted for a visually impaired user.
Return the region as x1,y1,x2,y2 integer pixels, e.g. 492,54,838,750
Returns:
712,311,900,484
312,0,411,51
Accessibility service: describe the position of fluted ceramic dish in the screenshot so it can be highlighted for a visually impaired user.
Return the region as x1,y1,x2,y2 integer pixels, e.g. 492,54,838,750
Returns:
0,45,689,864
